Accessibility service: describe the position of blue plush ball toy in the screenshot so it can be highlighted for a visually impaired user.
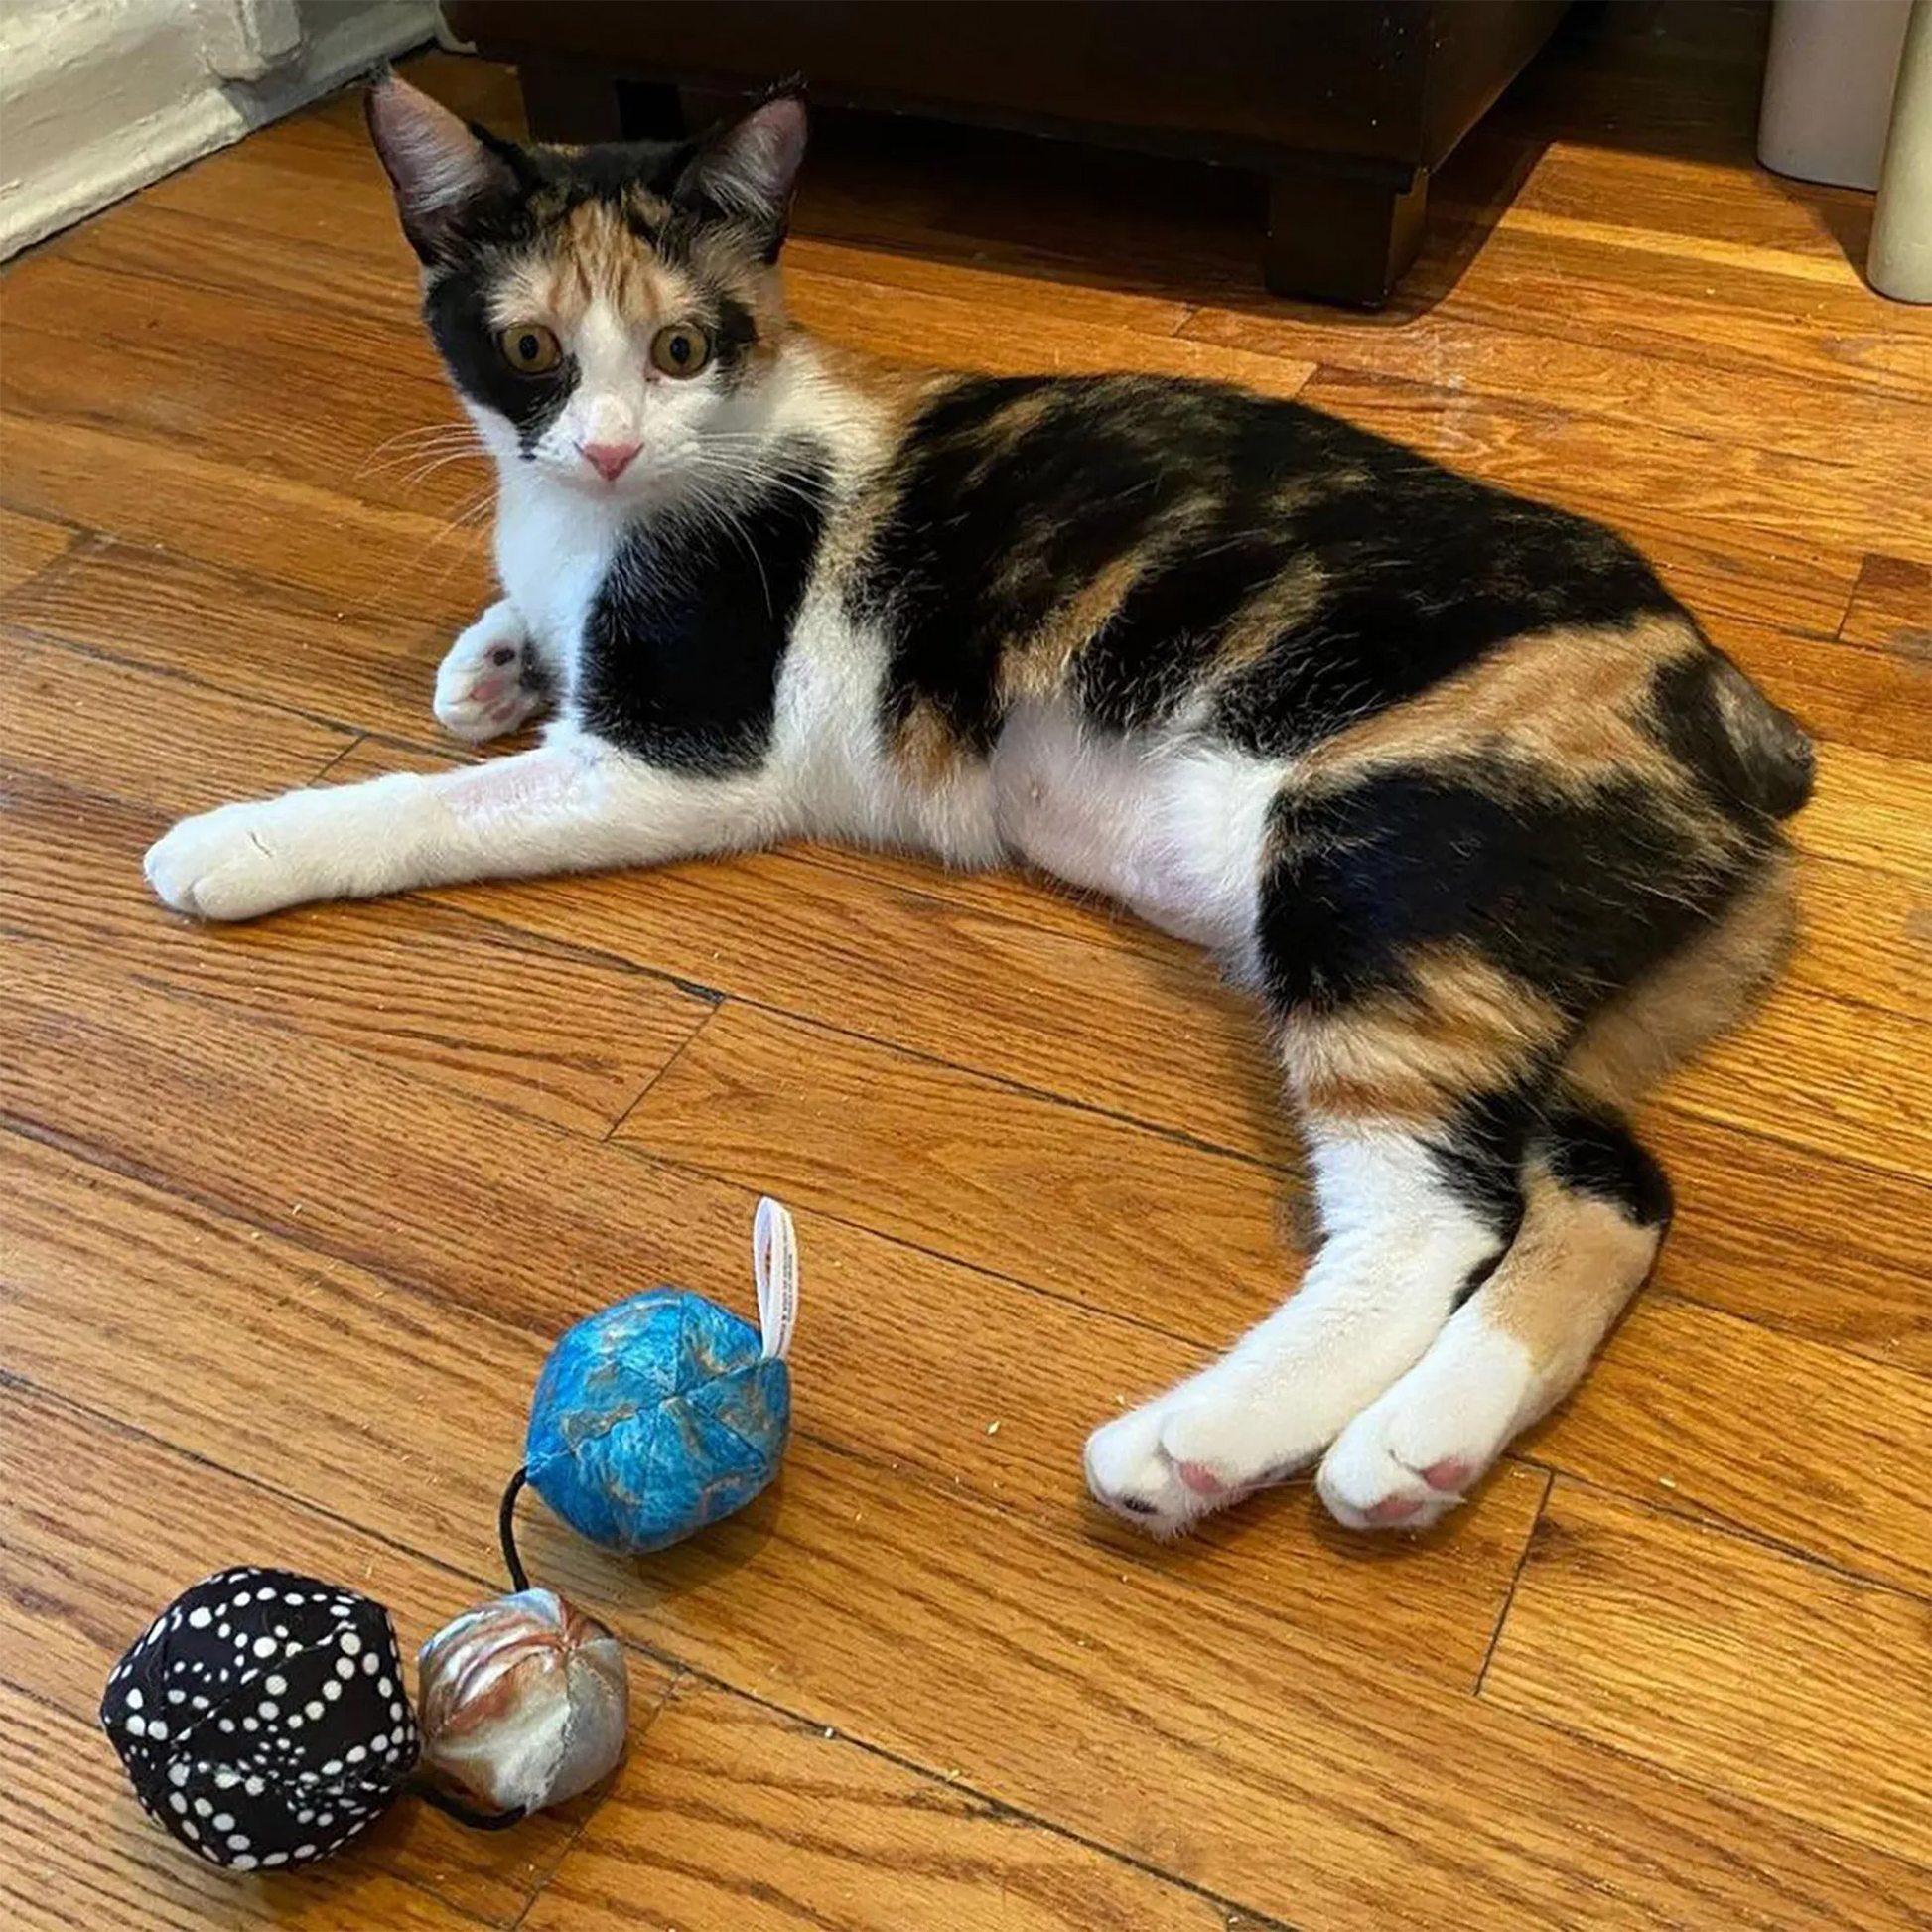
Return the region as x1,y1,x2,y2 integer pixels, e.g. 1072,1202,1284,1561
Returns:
519,1199,798,1556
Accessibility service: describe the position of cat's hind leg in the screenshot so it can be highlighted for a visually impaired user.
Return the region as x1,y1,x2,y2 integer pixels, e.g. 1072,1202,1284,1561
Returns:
1317,856,1796,1527
1083,1082,1540,1537
433,599,552,743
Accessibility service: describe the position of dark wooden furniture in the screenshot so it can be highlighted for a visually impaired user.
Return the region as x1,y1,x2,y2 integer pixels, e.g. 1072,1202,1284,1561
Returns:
446,0,1569,306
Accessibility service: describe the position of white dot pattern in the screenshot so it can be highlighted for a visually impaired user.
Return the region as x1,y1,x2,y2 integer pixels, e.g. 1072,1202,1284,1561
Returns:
99,1567,419,1871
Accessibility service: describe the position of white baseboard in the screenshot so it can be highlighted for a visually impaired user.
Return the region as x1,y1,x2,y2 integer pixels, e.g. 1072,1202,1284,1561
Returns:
0,0,441,262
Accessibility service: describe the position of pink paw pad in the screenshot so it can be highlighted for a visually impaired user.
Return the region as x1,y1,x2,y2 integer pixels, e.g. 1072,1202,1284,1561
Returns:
1365,1494,1424,1525
469,676,506,703
1423,1458,1474,1493
1173,1460,1226,1497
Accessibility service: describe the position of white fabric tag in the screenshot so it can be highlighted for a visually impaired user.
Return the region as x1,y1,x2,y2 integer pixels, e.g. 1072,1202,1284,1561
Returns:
753,1197,799,1361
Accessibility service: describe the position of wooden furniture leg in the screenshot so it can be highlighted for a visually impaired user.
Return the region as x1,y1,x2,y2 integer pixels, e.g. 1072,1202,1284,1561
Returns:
1265,164,1428,307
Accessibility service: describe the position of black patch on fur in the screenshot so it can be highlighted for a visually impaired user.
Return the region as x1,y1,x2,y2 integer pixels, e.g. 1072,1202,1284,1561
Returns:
852,376,1190,749
1254,763,1750,1022
1542,1109,1675,1228
851,375,1681,755
423,270,575,457
710,293,760,378
1429,1087,1538,1245
1647,653,1816,822
576,438,829,770
1214,484,1679,757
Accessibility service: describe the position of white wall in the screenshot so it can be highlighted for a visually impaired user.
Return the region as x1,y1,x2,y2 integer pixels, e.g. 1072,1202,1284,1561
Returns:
0,0,441,260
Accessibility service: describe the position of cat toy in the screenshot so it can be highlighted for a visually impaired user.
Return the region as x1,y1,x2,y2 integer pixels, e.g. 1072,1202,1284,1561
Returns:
100,1200,799,1871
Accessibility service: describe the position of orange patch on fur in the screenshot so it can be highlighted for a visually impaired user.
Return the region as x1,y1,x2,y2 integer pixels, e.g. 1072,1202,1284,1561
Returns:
1298,614,1700,791
1286,945,1567,1126
1564,849,1799,1110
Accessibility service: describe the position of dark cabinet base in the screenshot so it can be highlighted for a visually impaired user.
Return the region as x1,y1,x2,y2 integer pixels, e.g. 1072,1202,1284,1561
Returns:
517,68,1431,308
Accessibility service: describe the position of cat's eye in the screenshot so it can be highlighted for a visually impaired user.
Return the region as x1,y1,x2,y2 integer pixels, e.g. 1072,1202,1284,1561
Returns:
498,323,562,376
649,323,712,379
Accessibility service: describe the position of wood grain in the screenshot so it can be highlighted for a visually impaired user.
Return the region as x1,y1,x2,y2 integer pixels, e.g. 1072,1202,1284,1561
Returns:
0,539,461,747
1,781,715,1135
617,998,1295,1341
1526,1295,1932,1593
1483,1482,1932,1864
1842,554,1932,655
524,1679,1253,1932
0,628,348,812
500,1433,1932,1932
0,507,78,595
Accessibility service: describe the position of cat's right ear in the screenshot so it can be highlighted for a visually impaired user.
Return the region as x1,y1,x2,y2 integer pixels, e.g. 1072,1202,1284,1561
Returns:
365,71,520,266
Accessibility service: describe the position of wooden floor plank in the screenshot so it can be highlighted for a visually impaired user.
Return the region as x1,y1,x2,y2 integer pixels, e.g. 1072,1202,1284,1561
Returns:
0,319,483,528
0,538,467,749
5,1126,1918,1932
325,742,1297,1162
1,629,348,813
523,1679,1258,1932
616,998,1294,1341
5,14,1930,1927
3,782,715,1136
1526,1295,1932,1594
311,759,1931,1376
1297,365,1928,565
1841,554,1932,654
1178,306,1917,472
0,506,80,596
503,1435,1931,1932
1482,1482,1932,1866
0,409,491,630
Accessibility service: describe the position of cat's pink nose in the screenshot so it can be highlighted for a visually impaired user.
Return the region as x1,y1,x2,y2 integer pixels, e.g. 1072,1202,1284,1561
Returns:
578,439,641,482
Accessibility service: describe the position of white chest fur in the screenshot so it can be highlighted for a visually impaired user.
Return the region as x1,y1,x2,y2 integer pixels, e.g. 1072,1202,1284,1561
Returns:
491,468,627,701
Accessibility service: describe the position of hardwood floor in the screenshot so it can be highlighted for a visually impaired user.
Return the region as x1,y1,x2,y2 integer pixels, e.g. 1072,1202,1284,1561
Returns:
3,7,1928,1928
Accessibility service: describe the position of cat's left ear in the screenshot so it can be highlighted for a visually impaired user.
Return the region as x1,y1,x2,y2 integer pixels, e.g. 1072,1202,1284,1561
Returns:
366,71,522,266
674,87,808,258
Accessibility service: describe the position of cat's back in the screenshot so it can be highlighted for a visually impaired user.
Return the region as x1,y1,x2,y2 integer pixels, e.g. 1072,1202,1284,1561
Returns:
835,366,1686,764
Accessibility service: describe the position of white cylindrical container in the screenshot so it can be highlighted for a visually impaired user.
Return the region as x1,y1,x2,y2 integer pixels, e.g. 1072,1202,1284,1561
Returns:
1871,0,1932,299
1759,0,1913,190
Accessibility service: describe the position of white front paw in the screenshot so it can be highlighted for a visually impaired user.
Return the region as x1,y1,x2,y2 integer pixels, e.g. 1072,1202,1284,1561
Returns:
434,605,546,743
145,798,326,921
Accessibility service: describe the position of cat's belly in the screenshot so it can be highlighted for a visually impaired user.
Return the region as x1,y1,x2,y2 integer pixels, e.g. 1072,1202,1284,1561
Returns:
990,703,1286,954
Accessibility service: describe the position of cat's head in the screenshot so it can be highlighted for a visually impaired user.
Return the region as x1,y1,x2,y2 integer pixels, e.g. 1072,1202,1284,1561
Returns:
366,73,805,502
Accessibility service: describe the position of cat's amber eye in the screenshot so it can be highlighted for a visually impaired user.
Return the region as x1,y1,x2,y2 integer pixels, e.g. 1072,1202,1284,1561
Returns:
649,322,712,379
498,323,562,376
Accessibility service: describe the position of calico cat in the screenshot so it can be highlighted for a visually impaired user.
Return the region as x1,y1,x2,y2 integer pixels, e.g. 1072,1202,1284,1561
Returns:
146,76,1814,1538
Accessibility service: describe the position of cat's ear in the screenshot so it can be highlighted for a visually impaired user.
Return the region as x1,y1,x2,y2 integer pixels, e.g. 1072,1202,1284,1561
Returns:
366,71,521,266
674,87,808,256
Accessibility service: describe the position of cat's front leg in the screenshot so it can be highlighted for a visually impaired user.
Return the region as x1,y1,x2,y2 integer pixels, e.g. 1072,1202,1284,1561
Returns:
433,598,552,743
144,736,784,921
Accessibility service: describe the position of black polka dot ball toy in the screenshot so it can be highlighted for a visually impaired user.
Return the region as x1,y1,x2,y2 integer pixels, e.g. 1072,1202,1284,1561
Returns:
101,1569,423,1870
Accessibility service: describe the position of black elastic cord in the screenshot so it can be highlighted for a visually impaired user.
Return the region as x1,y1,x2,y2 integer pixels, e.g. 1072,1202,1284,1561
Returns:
408,1779,526,1832
497,1466,530,1592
